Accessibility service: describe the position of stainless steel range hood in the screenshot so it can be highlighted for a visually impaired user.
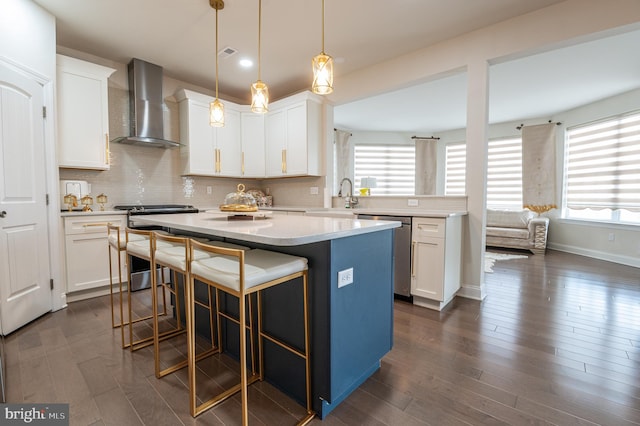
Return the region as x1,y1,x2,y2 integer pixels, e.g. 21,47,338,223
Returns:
112,58,180,148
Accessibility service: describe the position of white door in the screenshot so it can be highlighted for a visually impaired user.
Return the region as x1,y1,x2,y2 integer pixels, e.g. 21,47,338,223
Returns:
0,63,52,335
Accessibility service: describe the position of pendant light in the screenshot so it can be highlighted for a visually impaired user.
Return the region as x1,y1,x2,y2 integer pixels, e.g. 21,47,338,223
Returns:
209,0,225,127
251,0,269,113
312,0,333,95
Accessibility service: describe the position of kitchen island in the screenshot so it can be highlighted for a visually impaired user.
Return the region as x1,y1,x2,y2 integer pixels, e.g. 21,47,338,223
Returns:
133,212,399,418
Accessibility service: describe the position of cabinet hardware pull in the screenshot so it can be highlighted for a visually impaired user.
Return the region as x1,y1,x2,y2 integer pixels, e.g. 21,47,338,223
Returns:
83,222,113,228
282,149,287,173
241,152,245,175
411,241,416,277
105,133,110,166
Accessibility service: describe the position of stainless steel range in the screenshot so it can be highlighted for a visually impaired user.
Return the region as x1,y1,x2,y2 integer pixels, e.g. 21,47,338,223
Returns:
114,204,198,290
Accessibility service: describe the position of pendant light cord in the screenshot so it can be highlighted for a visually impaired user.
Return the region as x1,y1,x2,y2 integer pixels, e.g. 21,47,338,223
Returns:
215,6,219,98
321,0,325,54
258,0,262,81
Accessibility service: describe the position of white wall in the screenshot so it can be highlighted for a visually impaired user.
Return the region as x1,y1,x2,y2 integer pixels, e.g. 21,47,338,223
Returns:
0,0,64,310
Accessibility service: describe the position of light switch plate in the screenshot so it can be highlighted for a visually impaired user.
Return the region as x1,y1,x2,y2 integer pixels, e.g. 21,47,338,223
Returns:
407,199,419,207
338,268,354,288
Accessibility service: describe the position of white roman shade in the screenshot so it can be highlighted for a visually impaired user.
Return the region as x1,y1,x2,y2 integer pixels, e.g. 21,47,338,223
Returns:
354,144,415,195
445,142,466,195
565,111,640,212
487,137,523,208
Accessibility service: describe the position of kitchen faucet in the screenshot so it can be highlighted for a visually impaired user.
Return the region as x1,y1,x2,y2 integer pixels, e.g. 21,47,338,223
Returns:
338,178,359,208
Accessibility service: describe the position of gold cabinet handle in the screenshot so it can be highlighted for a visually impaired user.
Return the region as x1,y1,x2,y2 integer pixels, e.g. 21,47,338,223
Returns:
281,149,287,173
241,151,245,175
83,222,113,228
411,241,416,277
105,133,110,166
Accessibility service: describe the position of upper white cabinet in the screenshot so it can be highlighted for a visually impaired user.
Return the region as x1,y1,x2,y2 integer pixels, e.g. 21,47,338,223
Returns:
56,55,116,170
176,89,324,178
175,89,241,177
240,111,265,177
265,93,323,177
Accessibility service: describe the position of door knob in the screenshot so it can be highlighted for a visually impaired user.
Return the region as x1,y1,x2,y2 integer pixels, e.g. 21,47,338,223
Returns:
0,211,5,218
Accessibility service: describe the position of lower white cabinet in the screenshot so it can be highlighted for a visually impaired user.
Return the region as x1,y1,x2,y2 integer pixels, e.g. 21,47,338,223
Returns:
411,216,462,311
63,215,126,294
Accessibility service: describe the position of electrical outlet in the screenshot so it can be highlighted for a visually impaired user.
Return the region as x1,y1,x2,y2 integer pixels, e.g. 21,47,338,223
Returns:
338,268,354,288
310,186,319,195
206,186,212,195
407,199,419,207
608,232,615,241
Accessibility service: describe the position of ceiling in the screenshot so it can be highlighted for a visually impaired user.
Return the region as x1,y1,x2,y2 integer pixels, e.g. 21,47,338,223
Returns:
33,0,640,133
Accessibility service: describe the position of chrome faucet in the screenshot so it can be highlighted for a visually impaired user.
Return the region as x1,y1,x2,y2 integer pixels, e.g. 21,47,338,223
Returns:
338,178,359,208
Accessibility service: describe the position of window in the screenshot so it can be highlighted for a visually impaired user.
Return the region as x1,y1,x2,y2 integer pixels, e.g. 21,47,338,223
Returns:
487,137,523,209
353,144,415,195
564,111,640,224
445,143,466,196
444,138,523,209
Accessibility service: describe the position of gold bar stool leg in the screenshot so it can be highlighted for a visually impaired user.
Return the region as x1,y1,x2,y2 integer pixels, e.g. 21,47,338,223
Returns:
107,225,126,330
188,240,315,424
152,233,218,379
124,227,168,351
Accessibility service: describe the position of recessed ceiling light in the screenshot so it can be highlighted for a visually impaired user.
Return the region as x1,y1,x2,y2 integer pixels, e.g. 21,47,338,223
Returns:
239,58,253,68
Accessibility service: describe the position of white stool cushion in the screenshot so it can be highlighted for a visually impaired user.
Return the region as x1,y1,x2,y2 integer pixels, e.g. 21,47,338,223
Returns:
127,238,173,258
191,249,307,292
109,231,145,249
155,240,250,271
155,245,210,271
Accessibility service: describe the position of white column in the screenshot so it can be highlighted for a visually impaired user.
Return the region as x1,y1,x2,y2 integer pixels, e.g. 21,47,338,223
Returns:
459,60,489,300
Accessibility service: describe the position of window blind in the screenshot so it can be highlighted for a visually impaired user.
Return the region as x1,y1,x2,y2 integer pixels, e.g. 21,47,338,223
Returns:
445,143,466,195
487,137,523,208
565,111,640,212
353,144,415,195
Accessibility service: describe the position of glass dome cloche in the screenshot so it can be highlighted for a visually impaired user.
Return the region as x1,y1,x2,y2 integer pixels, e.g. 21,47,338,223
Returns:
220,184,258,212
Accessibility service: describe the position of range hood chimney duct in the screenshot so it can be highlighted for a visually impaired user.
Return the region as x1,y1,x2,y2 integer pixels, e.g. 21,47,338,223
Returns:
112,58,180,148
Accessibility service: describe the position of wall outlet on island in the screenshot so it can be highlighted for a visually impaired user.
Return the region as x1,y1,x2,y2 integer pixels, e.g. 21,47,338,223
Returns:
338,268,354,288
407,199,419,207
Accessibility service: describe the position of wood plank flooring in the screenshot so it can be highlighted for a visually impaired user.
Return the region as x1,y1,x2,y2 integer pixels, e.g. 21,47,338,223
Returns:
4,249,640,425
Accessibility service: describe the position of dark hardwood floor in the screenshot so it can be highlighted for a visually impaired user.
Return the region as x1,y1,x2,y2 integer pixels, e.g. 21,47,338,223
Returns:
5,249,640,425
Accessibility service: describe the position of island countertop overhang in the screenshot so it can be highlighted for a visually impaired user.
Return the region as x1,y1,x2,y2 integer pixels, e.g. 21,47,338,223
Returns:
131,212,400,246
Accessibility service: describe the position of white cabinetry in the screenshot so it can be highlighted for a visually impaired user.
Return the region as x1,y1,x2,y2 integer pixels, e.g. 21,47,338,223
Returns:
265,93,322,177
175,89,241,176
411,216,462,311
240,111,265,177
63,214,126,295
56,55,115,170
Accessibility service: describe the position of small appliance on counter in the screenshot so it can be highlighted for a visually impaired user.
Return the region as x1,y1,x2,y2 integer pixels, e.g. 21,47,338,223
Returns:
60,180,90,211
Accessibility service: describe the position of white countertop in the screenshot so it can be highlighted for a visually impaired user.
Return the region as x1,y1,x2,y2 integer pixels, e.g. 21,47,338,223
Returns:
265,207,467,218
132,212,400,246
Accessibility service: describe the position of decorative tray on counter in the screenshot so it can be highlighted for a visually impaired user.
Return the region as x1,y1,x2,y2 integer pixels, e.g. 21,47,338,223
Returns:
205,209,273,221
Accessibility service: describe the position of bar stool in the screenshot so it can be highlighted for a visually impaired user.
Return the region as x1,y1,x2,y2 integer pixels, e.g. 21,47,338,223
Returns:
124,227,172,351
188,240,315,425
151,234,246,378
107,225,128,347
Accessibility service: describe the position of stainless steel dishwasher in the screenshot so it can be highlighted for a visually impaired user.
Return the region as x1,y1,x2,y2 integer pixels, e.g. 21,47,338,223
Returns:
357,214,412,298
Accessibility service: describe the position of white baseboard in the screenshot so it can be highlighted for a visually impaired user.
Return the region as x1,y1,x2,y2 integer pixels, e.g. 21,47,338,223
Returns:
548,243,640,268
457,284,486,301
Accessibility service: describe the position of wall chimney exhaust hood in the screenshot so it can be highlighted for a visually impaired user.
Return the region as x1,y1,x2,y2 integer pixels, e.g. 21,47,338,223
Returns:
112,58,180,148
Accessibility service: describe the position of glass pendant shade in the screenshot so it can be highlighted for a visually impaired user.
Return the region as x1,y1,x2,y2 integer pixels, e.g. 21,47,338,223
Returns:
209,98,225,127
312,52,334,95
251,80,269,113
